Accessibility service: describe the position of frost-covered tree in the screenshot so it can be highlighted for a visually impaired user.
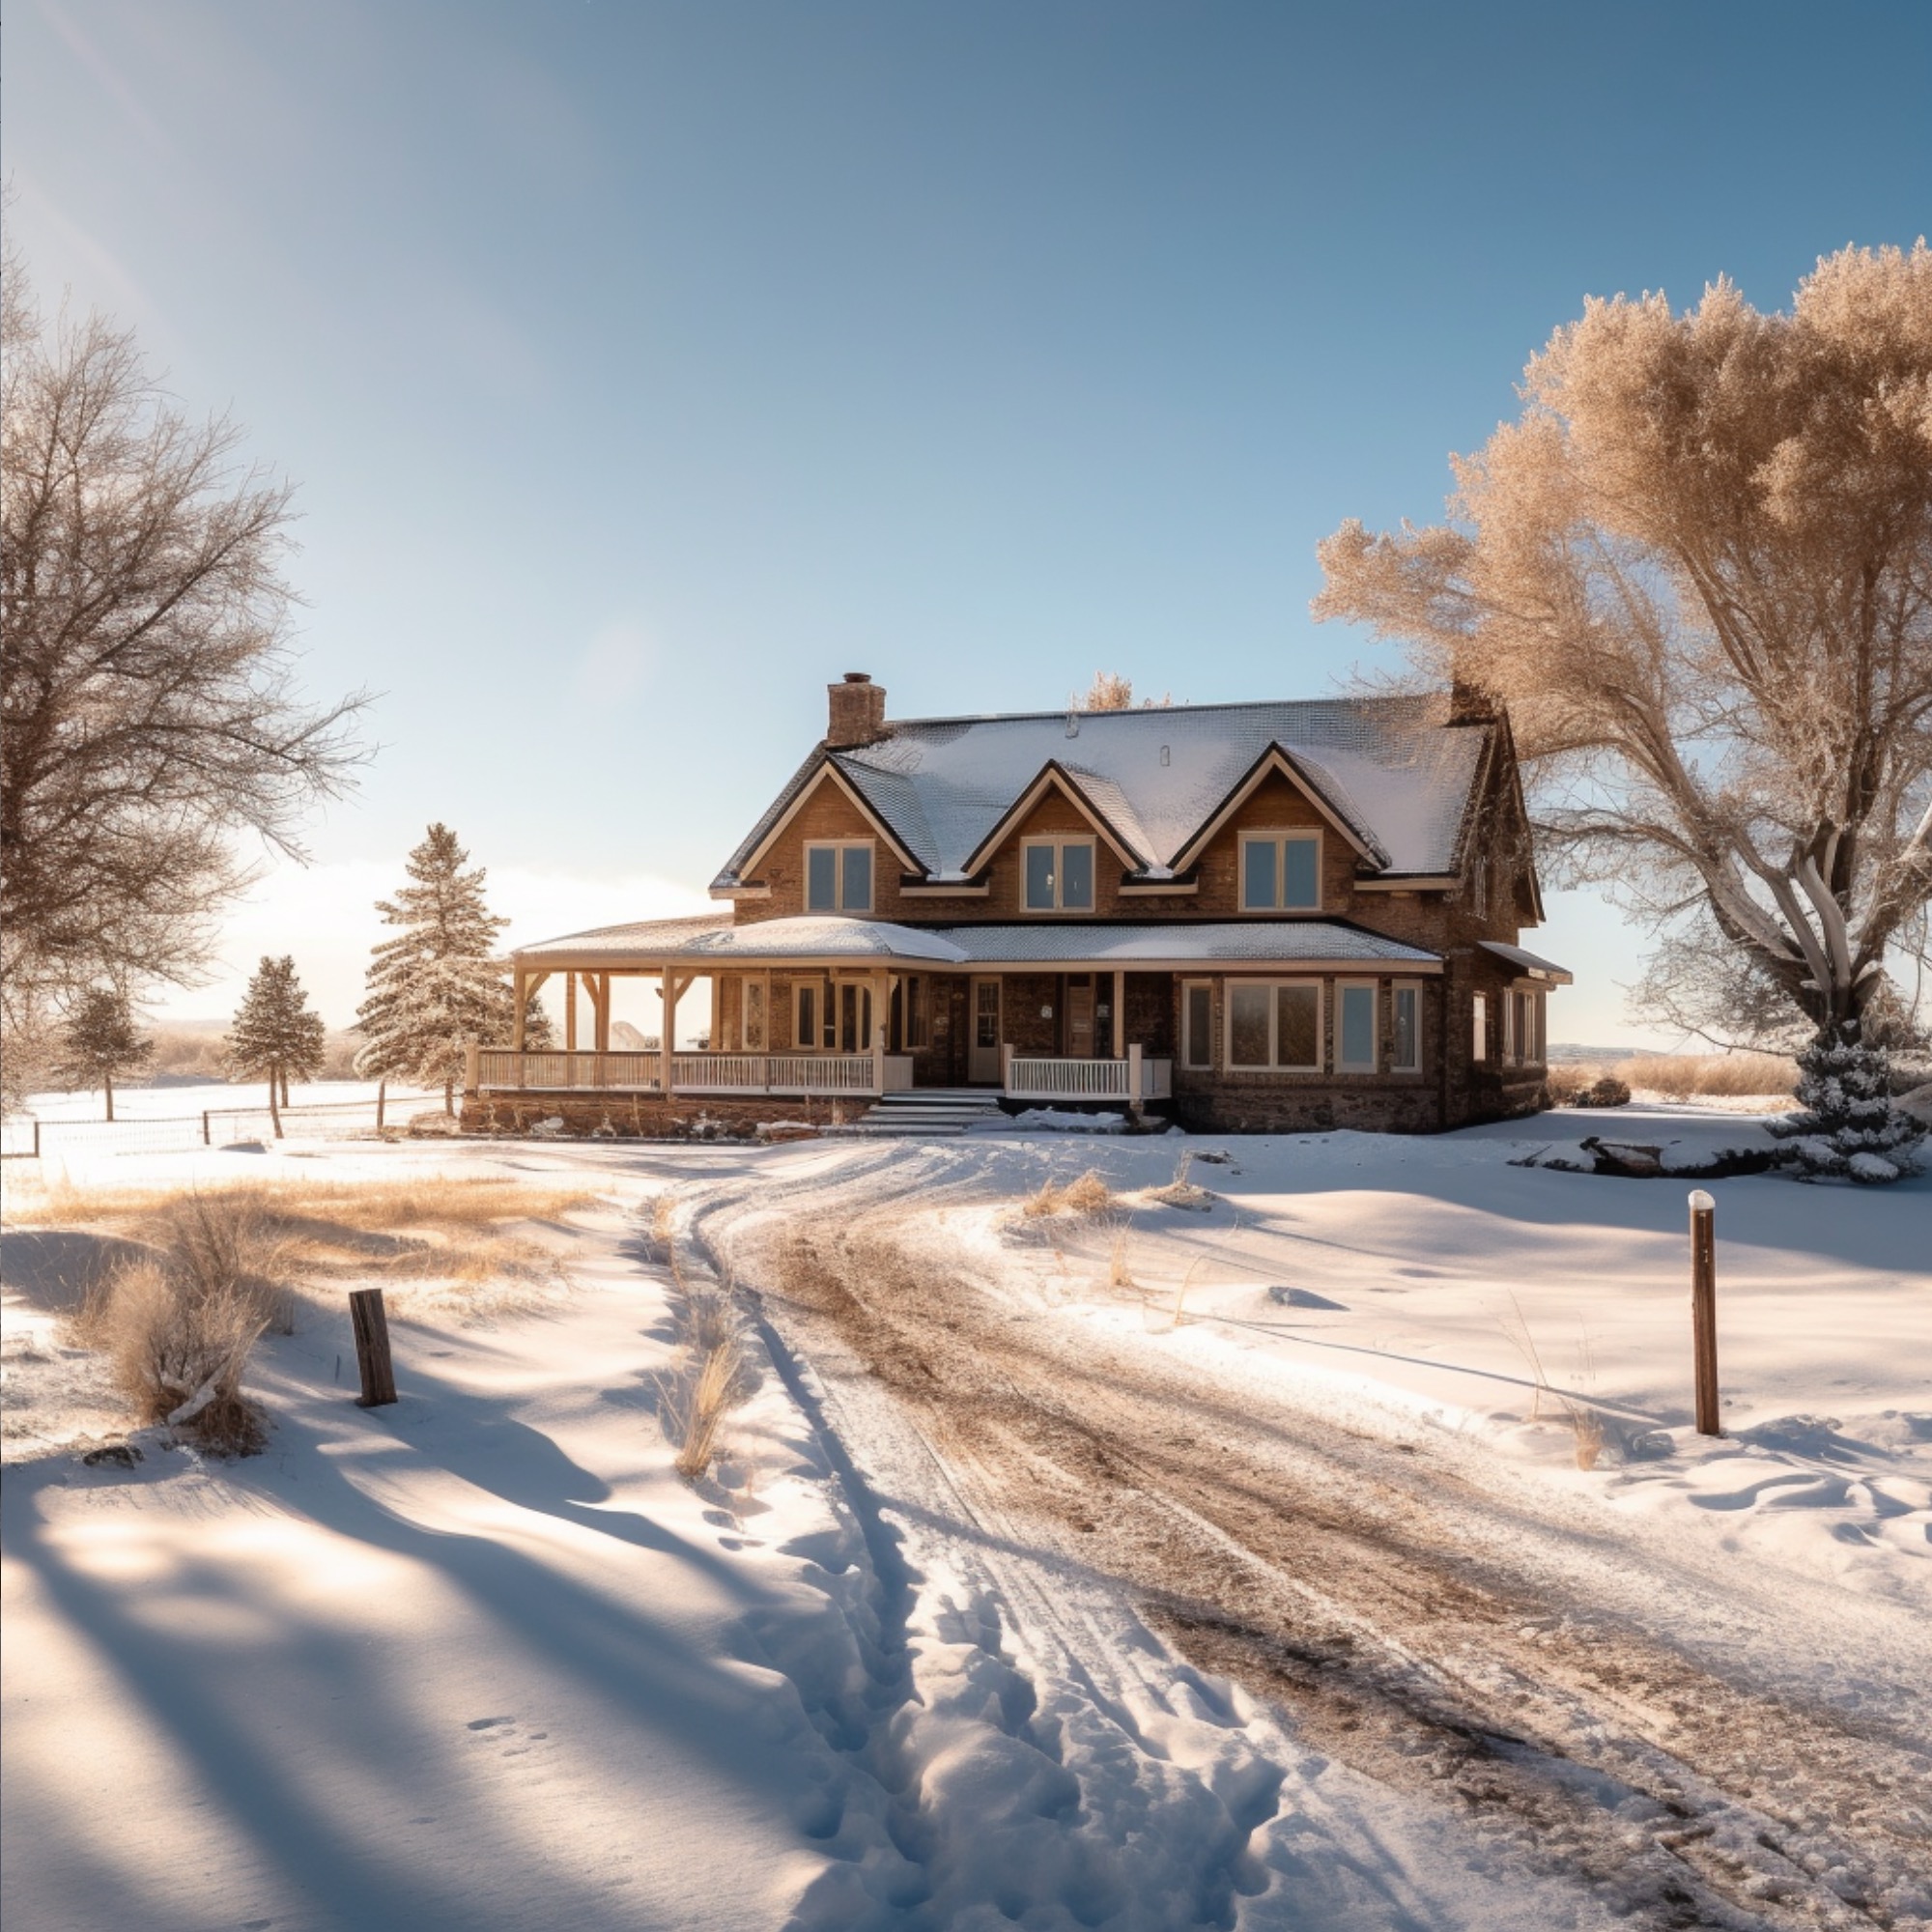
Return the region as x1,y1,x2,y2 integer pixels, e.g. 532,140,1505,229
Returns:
227,955,327,1136
1,236,365,1037
51,987,152,1122
1084,670,1134,711
1766,1022,1925,1183
1315,242,1932,1050
355,824,512,1112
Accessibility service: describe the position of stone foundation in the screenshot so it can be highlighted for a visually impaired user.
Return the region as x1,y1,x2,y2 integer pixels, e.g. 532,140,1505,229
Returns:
461,1091,871,1139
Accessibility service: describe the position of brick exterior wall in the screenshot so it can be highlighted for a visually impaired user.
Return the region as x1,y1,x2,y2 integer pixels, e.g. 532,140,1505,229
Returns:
683,711,1559,1134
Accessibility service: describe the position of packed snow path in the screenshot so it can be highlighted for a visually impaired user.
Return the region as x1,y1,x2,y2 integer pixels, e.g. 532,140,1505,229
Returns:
683,1137,1932,1931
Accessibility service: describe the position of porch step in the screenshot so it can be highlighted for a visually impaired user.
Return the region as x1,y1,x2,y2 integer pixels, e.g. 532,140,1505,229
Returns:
842,1089,1008,1138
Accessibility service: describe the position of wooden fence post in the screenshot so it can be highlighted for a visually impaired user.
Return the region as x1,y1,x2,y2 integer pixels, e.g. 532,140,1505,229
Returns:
1689,1188,1720,1436
375,1079,386,1132
349,1288,398,1408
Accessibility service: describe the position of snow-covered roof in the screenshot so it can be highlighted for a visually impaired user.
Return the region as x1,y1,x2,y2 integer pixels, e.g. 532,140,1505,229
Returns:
716,694,1489,890
514,914,1442,973
1479,940,1573,984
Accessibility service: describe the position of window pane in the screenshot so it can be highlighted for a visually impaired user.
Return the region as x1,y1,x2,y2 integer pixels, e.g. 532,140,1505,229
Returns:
1242,839,1277,909
1282,838,1320,909
1025,845,1057,909
807,847,837,912
1185,985,1212,1068
1393,987,1417,1069
841,845,871,911
1277,984,1320,1067
1230,985,1270,1066
1061,842,1094,909
1340,985,1375,1067
907,977,924,1048
798,987,815,1048
976,981,1000,1048
1472,993,1488,1061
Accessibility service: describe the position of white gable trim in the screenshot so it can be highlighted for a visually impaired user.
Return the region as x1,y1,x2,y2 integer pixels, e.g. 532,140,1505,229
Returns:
960,763,1147,877
736,761,923,881
1170,746,1382,874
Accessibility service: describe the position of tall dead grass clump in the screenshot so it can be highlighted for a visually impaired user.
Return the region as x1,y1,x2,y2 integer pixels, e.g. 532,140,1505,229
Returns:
1021,1169,1116,1218
103,1255,269,1455
657,1253,758,1481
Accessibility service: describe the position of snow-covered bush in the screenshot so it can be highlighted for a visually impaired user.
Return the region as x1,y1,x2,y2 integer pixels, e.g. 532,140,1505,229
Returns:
1766,1022,1926,1183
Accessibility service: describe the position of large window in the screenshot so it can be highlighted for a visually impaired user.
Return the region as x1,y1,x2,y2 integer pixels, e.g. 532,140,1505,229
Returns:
806,841,873,914
1472,992,1490,1063
1022,838,1095,912
1227,981,1322,1071
1337,982,1377,1072
794,979,834,1050
1181,981,1213,1070
1238,832,1321,911
1392,983,1421,1073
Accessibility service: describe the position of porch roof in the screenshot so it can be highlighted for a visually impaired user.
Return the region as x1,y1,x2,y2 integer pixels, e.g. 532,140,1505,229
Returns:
513,913,1444,974
1479,939,1574,984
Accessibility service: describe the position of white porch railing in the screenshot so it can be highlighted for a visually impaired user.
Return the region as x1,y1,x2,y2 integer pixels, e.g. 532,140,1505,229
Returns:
1003,1048,1172,1102
474,1049,912,1096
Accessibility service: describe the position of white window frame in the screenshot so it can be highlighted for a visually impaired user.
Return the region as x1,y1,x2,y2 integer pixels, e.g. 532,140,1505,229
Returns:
1390,981,1423,1073
1180,979,1214,1070
1336,980,1378,1073
1225,979,1324,1072
804,839,875,914
1237,829,1323,913
1472,991,1489,1064
1020,836,1097,913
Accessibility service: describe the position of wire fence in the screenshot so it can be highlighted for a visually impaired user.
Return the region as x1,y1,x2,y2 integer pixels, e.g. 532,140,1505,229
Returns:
0,1094,445,1160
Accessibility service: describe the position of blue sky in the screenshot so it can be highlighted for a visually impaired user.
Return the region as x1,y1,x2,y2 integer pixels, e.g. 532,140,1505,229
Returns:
7,0,1928,1038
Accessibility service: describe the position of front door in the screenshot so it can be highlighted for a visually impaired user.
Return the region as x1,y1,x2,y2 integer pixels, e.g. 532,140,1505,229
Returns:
1065,976,1095,1057
838,983,872,1054
968,977,1002,1083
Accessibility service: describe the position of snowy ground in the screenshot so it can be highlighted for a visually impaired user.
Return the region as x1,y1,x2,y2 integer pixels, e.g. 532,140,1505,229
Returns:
3,1110,1927,1930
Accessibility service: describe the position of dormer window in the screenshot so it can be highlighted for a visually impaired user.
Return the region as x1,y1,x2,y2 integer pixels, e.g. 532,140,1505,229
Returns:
1239,832,1321,911
806,840,873,914
1022,838,1095,912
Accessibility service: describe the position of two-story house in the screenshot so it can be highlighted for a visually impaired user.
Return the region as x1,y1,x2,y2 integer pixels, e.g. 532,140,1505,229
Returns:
469,673,1569,1133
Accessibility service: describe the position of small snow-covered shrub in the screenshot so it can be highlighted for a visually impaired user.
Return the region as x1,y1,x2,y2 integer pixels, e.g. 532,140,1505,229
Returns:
1548,1065,1631,1108
1766,1021,1925,1183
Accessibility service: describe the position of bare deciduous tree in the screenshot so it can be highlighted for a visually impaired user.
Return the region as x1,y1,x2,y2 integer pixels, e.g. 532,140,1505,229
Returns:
0,241,367,1034
1315,242,1932,1041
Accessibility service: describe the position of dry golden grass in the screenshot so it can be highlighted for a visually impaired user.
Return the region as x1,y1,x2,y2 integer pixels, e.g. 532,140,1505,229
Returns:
1020,1169,1116,1218
19,1177,603,1325
1614,1051,1796,1097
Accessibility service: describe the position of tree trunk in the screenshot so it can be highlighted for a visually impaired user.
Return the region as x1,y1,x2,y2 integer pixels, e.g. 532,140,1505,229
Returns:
268,1071,283,1140
443,1076,455,1117
103,1072,114,1123
280,1070,291,1108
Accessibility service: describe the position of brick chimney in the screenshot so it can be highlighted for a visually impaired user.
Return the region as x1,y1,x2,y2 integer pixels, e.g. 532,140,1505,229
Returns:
1448,674,1496,724
827,671,888,748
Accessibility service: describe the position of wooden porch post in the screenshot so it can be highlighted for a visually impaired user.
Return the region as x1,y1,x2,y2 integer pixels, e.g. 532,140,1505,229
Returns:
660,971,675,1095
1112,969,1125,1060
565,972,579,1052
1001,1041,1013,1093
871,969,888,1093
592,973,611,1052
512,969,527,1052
1127,1042,1143,1102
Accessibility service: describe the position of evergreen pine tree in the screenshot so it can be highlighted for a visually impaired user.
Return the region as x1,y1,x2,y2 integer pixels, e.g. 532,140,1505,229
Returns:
1765,1020,1925,1183
52,988,153,1122
355,824,514,1112
227,956,327,1137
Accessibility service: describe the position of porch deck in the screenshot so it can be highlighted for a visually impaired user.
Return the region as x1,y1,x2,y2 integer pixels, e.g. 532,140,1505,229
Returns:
470,1048,1172,1103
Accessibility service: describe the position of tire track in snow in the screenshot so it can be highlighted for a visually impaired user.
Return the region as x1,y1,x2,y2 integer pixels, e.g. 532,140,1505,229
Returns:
676,1148,1928,1932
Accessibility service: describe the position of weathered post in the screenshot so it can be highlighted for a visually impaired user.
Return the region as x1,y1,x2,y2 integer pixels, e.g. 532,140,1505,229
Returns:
349,1287,398,1408
201,1111,211,1147
1689,1188,1720,1436
375,1079,387,1133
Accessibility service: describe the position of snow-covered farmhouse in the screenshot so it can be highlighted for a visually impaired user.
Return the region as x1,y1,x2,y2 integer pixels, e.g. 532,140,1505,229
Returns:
470,674,1571,1134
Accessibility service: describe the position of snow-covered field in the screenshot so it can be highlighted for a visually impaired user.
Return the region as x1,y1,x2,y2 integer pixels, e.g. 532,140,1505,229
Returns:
3,1110,1927,1930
